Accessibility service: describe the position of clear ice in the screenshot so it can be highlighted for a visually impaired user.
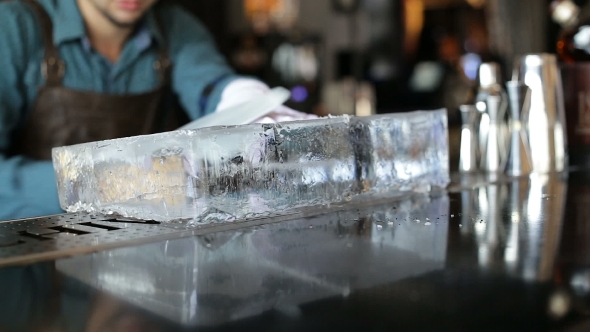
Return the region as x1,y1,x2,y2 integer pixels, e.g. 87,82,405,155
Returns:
52,110,450,223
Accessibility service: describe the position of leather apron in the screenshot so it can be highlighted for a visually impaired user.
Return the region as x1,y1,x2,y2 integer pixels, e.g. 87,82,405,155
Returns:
12,0,186,161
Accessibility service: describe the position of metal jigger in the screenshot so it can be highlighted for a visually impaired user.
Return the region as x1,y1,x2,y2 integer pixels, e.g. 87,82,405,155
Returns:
459,105,479,172
506,81,533,176
481,95,506,173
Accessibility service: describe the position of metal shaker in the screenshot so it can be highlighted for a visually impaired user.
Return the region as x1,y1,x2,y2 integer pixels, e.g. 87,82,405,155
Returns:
505,81,533,176
512,53,568,173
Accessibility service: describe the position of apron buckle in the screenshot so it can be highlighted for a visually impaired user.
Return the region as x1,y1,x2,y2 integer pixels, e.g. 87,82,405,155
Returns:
41,57,66,81
153,59,171,84
153,59,171,71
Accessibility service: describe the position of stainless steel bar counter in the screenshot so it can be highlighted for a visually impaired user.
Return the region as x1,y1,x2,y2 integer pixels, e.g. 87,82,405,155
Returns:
1,171,590,331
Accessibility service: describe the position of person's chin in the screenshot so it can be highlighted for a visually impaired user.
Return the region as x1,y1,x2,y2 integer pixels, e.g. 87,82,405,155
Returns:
112,13,143,27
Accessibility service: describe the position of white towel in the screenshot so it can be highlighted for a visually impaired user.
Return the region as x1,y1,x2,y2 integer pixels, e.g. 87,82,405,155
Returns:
215,78,317,123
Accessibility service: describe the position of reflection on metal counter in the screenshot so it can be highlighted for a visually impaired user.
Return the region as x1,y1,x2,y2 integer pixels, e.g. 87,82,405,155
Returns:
557,171,590,316
2,173,590,330
55,193,449,327
457,173,567,282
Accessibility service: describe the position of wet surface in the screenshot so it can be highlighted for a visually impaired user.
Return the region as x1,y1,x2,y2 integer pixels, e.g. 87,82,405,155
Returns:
1,171,590,331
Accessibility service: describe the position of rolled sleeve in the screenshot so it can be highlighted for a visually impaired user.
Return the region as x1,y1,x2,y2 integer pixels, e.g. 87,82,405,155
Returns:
162,6,241,119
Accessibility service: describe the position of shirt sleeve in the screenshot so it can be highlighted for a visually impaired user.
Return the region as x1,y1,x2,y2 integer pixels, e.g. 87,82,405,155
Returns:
162,6,241,120
0,3,63,220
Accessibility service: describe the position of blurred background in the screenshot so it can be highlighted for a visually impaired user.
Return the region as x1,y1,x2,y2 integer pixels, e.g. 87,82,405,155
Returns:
176,0,567,118
174,0,572,169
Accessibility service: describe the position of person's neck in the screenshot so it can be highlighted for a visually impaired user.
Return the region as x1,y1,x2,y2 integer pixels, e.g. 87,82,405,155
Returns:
77,0,136,63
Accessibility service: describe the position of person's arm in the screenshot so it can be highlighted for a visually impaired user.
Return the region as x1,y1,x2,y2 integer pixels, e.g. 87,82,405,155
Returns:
0,3,62,220
162,6,317,123
161,6,239,120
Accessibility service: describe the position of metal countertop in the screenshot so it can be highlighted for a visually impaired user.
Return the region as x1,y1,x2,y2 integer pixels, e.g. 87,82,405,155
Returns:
1,171,589,331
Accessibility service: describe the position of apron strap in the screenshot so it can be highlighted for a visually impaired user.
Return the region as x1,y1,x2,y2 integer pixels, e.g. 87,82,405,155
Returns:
153,11,172,86
22,0,65,87
19,0,170,87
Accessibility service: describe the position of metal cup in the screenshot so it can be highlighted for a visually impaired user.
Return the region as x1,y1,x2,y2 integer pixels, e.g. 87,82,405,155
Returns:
481,95,506,173
459,105,479,173
512,53,568,173
478,62,503,89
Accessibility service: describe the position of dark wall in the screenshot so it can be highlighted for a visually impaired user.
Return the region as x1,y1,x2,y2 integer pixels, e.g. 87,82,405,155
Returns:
546,0,588,53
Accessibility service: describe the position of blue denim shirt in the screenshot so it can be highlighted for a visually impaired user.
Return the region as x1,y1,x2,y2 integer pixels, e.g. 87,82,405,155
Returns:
0,0,241,220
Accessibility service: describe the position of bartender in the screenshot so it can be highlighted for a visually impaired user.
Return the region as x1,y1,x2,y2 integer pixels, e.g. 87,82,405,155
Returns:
0,0,314,221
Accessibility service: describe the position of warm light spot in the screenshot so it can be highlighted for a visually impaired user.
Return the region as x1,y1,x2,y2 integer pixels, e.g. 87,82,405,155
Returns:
465,0,485,8
403,0,425,57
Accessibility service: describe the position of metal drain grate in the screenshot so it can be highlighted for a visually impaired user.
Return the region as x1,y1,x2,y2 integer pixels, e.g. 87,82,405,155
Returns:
0,194,430,267
0,213,183,267
0,210,310,267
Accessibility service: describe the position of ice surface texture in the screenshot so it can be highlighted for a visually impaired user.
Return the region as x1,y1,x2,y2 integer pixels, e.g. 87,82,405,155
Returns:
52,110,450,223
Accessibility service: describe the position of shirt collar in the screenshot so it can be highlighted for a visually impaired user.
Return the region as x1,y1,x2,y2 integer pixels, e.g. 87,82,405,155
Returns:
53,0,166,48
80,25,154,57
142,9,166,48
53,0,86,45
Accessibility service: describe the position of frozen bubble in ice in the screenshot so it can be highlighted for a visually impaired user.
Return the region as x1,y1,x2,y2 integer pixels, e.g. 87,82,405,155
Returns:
342,288,351,297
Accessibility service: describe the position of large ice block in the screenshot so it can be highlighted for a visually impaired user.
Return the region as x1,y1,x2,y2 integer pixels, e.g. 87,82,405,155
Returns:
52,110,450,223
